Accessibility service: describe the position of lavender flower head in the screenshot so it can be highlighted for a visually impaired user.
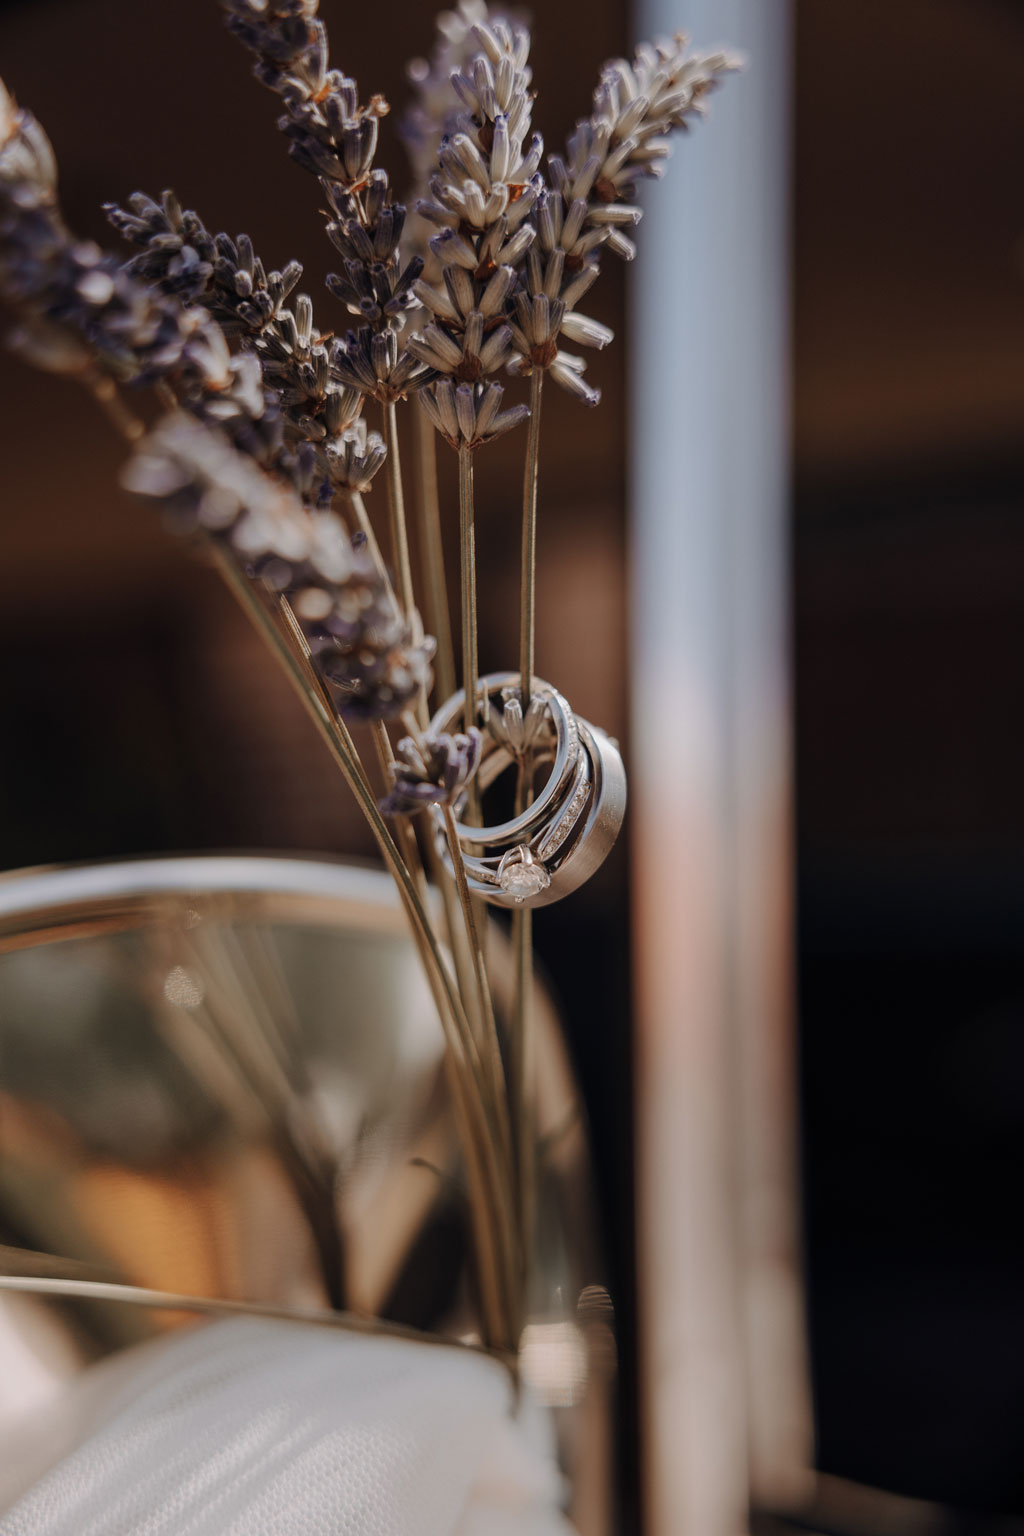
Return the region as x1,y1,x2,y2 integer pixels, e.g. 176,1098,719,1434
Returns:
404,14,543,449
220,0,390,191
419,377,527,452
106,191,304,335
379,727,483,817
219,0,430,408
106,187,406,522
402,1,492,185
400,0,494,279
509,36,739,405
551,34,743,238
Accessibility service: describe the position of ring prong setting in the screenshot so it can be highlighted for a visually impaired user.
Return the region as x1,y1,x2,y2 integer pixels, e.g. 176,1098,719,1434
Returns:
496,846,551,903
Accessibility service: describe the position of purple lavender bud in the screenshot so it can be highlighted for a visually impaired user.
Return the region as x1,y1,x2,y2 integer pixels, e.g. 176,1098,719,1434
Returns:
379,728,482,817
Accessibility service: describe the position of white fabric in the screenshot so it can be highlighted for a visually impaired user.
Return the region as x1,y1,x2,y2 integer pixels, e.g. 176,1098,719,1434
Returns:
0,1319,575,1536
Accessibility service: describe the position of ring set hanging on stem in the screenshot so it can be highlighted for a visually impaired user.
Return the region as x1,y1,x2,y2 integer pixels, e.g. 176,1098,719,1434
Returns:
428,671,627,909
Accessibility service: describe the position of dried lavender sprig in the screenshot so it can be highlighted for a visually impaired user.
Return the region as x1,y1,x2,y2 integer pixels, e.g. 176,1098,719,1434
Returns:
105,190,302,328
504,36,740,406
400,5,511,703
219,0,428,410
408,18,546,799
123,412,434,722
504,230,610,407
410,16,541,413
323,171,424,335
405,1,587,423
105,190,388,509
418,17,542,239
0,82,428,722
220,0,433,635
401,4,535,734
219,0,389,193
551,34,743,256
400,0,494,280
378,727,482,816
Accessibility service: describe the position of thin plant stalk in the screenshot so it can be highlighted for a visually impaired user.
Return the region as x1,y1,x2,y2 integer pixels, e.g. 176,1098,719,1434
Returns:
457,445,479,732
277,583,513,1343
511,754,536,1299
458,444,481,825
512,366,545,1296
369,718,432,913
395,702,486,1053
441,804,518,1325
272,591,495,1124
369,716,395,786
414,401,456,705
519,369,544,711
441,804,510,1171
422,829,485,1046
213,549,516,1347
347,489,390,593
381,400,418,638
510,902,533,1297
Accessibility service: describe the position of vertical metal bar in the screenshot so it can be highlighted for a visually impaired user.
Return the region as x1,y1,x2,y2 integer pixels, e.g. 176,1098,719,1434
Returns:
629,3,805,1532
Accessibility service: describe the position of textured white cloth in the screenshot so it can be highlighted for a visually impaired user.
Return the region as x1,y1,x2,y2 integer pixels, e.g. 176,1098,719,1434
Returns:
0,1319,575,1536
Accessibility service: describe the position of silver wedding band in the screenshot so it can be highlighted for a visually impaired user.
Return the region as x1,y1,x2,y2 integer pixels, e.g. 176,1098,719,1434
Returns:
430,673,626,908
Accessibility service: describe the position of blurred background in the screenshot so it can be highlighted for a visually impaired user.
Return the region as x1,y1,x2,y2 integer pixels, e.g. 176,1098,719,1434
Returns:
0,0,1022,1532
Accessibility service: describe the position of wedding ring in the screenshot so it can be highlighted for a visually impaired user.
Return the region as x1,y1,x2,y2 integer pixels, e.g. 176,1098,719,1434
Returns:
428,673,579,851
429,674,627,908
456,736,593,899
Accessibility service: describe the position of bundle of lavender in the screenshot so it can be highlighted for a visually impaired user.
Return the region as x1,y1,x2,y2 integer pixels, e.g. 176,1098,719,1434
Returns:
0,1,737,1359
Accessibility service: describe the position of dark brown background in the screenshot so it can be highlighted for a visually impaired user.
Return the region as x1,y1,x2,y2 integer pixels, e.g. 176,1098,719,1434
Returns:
792,4,1024,1524
1,0,1023,1528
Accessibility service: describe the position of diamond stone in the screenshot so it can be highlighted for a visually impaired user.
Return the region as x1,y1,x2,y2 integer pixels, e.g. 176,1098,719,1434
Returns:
497,849,551,902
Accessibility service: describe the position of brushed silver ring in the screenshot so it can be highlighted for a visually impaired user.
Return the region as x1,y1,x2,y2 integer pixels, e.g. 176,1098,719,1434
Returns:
432,715,627,908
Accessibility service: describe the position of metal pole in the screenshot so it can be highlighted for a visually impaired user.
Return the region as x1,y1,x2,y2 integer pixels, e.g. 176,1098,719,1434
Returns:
629,3,806,1531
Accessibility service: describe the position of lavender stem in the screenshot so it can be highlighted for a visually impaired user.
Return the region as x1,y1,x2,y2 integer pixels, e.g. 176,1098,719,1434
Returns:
512,365,545,1295
382,400,417,634
415,400,456,706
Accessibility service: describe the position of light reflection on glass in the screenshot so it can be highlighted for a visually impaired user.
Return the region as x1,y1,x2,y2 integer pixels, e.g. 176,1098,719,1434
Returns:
520,1319,588,1408
162,966,205,1009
